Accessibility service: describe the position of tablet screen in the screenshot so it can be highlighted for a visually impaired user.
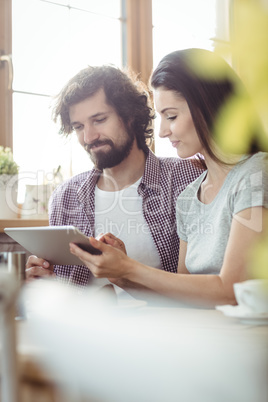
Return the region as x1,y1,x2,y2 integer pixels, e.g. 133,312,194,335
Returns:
4,226,101,266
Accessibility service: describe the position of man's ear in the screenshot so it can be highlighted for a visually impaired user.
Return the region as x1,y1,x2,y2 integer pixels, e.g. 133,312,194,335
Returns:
126,117,134,131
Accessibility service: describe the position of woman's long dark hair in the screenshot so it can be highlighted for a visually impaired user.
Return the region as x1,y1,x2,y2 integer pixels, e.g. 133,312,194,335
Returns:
151,48,263,165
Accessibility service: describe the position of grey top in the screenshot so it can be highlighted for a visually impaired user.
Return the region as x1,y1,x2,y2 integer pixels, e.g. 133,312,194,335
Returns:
176,152,268,274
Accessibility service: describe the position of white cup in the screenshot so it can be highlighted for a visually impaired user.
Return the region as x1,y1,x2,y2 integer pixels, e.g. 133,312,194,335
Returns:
233,279,268,314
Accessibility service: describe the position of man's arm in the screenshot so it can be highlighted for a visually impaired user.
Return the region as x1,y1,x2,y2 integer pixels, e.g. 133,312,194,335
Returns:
25,256,55,282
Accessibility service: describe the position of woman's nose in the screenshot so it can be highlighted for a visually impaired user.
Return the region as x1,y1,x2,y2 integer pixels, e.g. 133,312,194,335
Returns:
158,121,171,138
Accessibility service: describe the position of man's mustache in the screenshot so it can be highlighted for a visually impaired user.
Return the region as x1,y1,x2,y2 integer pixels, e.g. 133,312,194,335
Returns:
84,139,113,152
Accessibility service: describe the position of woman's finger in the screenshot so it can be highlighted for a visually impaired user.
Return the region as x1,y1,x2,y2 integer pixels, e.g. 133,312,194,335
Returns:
101,234,127,254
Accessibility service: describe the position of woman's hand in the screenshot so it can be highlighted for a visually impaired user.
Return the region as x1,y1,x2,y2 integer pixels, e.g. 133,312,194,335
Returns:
69,237,130,279
95,233,127,284
96,232,127,254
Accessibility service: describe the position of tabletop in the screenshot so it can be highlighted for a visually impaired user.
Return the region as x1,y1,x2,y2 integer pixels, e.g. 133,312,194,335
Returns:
0,218,49,233
1,280,268,402
15,289,268,402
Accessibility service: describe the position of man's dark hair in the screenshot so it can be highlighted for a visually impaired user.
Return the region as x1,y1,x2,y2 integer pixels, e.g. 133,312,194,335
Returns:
52,65,154,153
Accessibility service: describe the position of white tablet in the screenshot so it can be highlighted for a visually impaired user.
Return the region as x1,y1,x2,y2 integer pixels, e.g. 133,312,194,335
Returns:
4,226,101,266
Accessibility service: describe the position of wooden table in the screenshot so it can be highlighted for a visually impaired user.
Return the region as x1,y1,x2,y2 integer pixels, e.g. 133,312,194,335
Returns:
0,219,49,233
0,219,49,256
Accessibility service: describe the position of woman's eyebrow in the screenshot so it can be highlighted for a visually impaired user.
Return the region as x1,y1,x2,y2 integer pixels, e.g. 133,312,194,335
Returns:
160,107,178,114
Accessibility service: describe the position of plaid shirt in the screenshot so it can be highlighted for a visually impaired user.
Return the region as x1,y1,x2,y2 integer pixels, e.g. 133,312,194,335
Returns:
49,150,202,287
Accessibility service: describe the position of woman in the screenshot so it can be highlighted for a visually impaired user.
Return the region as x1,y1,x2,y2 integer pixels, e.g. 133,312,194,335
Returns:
70,48,268,307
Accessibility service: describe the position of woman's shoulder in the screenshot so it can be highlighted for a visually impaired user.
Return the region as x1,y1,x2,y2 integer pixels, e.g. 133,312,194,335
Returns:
244,151,267,166
176,170,207,200
234,152,268,177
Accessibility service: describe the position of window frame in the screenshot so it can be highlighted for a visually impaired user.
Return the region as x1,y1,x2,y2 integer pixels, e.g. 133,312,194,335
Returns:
0,0,13,149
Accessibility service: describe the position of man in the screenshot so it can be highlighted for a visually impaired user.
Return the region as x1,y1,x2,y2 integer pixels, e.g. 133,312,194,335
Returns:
26,65,202,293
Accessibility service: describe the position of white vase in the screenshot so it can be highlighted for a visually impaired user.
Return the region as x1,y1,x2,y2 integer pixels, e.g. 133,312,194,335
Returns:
0,174,18,219
21,184,53,219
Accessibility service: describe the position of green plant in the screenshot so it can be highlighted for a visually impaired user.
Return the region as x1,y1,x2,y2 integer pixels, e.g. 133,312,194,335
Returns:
0,146,19,175
217,0,268,280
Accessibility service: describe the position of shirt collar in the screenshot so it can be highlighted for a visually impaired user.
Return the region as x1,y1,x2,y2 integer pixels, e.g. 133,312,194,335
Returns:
77,148,161,204
77,168,101,206
139,149,161,195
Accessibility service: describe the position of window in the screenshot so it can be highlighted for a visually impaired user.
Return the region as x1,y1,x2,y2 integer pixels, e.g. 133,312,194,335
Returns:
1,0,232,206
152,0,231,157
11,0,122,202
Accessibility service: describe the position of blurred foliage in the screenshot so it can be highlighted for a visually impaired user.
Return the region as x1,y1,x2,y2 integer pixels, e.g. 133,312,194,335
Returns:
0,146,19,175
191,1,268,280
224,0,268,280
215,0,268,155
231,0,268,131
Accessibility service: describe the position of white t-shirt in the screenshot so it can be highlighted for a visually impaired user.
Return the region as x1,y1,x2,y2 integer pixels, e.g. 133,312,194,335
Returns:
94,177,161,298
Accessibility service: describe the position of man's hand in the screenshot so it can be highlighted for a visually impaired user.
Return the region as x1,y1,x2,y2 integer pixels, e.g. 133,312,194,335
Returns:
26,255,55,282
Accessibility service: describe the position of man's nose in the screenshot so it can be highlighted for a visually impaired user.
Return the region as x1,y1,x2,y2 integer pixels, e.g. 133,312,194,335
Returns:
83,123,99,144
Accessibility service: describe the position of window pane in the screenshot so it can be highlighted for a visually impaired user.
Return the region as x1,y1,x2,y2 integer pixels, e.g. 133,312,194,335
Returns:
43,0,69,5
152,0,217,67
13,93,94,202
152,0,218,157
41,0,70,6
11,0,123,203
12,0,122,96
70,0,121,18
12,0,70,95
69,8,122,71
13,93,68,176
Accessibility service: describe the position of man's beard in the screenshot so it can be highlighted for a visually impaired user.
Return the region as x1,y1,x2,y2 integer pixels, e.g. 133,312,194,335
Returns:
84,134,134,170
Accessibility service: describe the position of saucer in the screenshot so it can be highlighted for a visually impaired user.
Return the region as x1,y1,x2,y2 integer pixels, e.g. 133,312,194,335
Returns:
216,304,268,325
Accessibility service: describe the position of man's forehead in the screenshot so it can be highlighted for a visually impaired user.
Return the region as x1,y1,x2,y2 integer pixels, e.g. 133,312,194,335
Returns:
86,87,108,105
69,90,113,118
